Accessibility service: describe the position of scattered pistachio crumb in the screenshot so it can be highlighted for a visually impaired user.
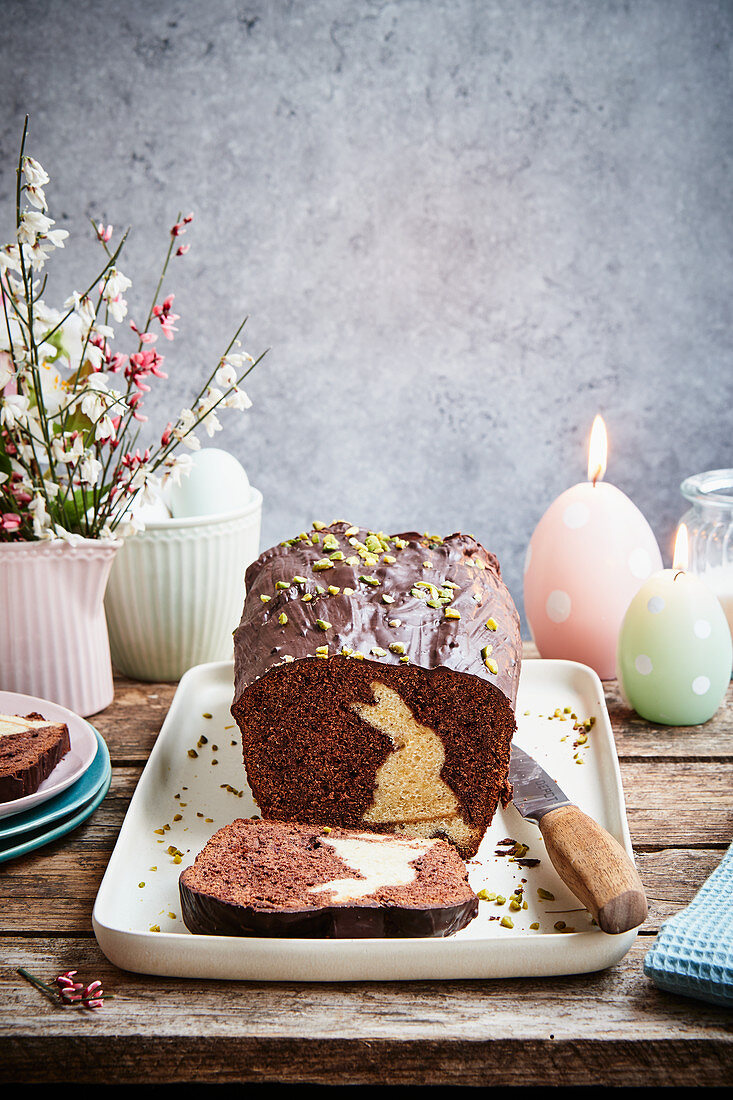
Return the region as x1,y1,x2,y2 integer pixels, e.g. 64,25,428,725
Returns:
202,713,212,719
530,922,540,930
444,608,461,620
278,612,288,625
554,921,566,930
477,890,497,902
260,594,271,603
500,916,514,929
150,925,161,933
138,882,145,888
316,619,332,631
486,618,498,631
173,814,182,822
538,888,555,901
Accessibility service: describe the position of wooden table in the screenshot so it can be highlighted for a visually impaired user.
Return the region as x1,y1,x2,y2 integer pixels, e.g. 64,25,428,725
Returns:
2,644,732,1085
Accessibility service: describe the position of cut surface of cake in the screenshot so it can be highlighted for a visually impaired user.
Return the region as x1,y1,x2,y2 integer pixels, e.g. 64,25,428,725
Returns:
231,523,521,858
179,818,479,938
0,712,71,802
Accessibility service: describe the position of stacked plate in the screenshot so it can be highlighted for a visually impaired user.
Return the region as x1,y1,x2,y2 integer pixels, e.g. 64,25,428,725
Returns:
0,690,111,864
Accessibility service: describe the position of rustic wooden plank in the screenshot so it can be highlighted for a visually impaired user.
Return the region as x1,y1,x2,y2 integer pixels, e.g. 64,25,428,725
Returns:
93,676,176,759
622,761,733,847
1,940,730,1085
606,679,733,758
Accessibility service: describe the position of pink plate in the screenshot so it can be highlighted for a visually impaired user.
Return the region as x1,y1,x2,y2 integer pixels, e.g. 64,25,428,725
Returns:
0,690,99,820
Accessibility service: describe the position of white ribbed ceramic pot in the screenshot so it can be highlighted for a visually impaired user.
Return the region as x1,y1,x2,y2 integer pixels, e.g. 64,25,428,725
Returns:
0,538,121,716
104,488,262,681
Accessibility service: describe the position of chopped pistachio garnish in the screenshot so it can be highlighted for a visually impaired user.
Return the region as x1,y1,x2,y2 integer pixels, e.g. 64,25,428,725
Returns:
476,889,496,902
382,594,395,604
316,585,326,595
530,922,540,930
343,587,355,596
275,580,290,590
486,658,499,674
341,646,353,656
278,612,288,625
371,646,388,657
422,561,433,569
537,888,555,901
312,520,326,530
383,555,397,564
323,534,339,551
293,575,307,585
312,559,333,571
311,533,320,544
329,550,345,561
260,594,271,603
344,526,359,537
316,619,332,631
359,575,380,587
315,645,329,658
351,651,365,659
399,654,409,663
486,618,498,631
327,585,341,595
393,537,408,550
388,618,401,627
301,593,313,602
345,555,360,567
427,599,441,609
500,916,514,929
389,642,406,655
443,580,459,589
444,608,461,620
365,534,382,553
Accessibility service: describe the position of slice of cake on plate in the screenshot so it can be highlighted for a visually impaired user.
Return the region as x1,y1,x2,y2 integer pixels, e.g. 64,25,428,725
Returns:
0,712,71,802
231,523,521,858
179,818,479,938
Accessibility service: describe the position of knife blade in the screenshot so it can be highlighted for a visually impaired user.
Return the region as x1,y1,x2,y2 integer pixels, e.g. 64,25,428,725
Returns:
508,744,647,935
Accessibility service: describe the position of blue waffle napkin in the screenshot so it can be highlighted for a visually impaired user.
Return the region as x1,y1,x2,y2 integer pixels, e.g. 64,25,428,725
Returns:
644,841,733,1006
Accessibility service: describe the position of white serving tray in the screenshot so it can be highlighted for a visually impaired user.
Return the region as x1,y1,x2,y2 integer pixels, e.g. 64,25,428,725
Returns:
93,658,639,981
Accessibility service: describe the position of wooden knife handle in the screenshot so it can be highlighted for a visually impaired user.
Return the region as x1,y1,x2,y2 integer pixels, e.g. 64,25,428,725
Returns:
538,804,648,935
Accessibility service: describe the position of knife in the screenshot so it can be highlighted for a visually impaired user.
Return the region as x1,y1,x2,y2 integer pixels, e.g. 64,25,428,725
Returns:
509,744,648,935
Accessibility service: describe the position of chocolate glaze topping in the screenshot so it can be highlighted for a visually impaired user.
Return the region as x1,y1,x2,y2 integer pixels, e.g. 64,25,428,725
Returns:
233,522,521,706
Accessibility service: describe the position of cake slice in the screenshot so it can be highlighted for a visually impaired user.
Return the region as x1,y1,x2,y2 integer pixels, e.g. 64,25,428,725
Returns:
231,523,521,858
0,712,71,802
179,818,479,938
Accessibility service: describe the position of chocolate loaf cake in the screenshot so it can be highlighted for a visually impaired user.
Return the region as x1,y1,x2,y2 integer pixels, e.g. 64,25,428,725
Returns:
232,523,521,858
179,818,479,938
0,712,71,802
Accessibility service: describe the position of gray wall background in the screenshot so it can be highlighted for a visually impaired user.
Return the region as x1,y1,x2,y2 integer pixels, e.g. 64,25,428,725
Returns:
1,0,732,630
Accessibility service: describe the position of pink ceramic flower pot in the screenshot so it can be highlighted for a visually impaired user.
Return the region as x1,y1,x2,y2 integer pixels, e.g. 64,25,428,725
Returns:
0,538,121,716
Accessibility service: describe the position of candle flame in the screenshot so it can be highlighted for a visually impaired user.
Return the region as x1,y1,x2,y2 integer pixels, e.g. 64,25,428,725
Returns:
588,415,608,485
673,524,689,573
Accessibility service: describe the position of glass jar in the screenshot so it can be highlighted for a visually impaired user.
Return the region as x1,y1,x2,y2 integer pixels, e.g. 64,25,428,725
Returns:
680,469,733,673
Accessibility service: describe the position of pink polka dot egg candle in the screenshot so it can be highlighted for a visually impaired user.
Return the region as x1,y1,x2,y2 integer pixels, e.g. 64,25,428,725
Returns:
617,525,732,726
524,416,663,679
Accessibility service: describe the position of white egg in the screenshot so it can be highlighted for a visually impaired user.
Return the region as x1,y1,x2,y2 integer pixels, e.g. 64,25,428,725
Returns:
130,494,172,524
167,448,251,519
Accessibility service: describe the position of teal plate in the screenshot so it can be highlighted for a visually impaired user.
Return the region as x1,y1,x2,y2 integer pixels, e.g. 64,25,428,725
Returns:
0,728,111,841
0,753,111,864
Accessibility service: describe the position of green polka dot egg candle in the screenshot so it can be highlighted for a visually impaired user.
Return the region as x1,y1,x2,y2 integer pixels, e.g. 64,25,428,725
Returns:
617,525,732,726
